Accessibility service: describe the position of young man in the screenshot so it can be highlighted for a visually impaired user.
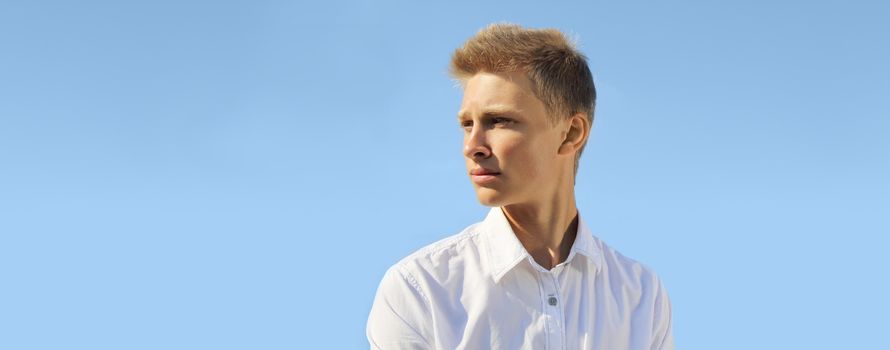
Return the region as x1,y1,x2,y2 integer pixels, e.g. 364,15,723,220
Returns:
367,24,674,350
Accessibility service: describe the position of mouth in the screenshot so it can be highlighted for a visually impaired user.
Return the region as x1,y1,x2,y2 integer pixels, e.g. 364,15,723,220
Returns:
470,172,500,185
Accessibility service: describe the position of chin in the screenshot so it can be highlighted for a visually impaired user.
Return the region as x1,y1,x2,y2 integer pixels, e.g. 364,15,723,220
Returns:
474,187,512,207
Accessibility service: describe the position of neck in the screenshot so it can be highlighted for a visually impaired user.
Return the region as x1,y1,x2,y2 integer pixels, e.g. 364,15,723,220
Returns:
502,189,579,270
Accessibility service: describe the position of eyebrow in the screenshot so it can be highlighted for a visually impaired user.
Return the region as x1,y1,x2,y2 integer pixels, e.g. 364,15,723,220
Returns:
456,105,522,121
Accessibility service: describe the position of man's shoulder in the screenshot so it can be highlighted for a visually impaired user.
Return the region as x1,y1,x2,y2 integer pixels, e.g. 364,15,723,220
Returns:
592,236,674,347
368,221,490,347
594,236,668,294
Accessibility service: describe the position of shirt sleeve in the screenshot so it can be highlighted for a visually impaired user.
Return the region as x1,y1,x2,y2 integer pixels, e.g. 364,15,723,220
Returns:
650,276,675,350
366,266,433,350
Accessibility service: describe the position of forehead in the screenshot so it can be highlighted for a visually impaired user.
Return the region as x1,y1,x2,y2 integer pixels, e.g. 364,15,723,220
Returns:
457,71,543,119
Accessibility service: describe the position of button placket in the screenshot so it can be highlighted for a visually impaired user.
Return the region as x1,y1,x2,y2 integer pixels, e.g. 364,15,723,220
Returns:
541,271,564,350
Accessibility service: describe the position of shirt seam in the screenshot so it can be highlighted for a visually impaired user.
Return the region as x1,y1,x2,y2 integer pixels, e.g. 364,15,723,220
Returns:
652,274,672,350
391,266,434,348
405,226,482,263
396,265,430,305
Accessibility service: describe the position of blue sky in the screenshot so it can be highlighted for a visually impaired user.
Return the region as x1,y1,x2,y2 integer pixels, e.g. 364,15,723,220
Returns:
1,0,888,348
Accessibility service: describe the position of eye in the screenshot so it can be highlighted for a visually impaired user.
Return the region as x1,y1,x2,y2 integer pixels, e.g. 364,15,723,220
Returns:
460,121,473,130
492,117,512,126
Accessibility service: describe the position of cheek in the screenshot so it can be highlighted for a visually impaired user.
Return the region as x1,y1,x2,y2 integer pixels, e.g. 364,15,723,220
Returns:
498,138,542,180
518,135,564,179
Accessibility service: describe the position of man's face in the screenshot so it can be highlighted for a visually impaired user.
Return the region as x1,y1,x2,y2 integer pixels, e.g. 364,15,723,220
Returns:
457,71,567,207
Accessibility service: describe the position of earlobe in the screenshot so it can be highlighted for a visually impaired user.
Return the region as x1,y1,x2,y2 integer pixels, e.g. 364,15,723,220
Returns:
558,114,588,155
558,135,575,155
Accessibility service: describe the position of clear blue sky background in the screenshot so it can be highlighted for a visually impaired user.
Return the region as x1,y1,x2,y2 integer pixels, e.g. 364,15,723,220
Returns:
2,0,888,349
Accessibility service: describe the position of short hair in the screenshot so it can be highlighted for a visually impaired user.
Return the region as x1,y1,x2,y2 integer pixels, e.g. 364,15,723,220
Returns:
450,23,596,177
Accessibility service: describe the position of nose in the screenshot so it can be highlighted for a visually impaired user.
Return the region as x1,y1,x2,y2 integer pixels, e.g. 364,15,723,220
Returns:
463,125,491,160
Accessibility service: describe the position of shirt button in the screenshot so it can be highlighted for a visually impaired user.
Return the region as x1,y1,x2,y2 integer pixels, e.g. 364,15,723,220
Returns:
548,296,558,306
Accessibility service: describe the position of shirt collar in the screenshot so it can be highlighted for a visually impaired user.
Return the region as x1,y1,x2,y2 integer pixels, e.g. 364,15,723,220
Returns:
481,206,603,283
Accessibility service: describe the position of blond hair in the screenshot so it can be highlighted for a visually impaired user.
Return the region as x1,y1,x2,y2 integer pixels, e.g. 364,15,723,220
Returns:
450,23,596,177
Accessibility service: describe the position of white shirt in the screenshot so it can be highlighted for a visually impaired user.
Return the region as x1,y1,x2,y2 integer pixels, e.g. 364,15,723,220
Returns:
367,207,675,350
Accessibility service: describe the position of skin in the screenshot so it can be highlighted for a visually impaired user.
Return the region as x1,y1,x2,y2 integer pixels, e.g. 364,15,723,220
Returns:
457,71,591,270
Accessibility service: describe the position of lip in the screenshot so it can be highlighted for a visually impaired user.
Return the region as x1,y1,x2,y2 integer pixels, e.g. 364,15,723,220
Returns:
470,168,500,176
471,174,499,185
469,168,500,185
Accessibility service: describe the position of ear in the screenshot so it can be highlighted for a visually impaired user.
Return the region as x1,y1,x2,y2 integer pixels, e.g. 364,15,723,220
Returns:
558,113,590,156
